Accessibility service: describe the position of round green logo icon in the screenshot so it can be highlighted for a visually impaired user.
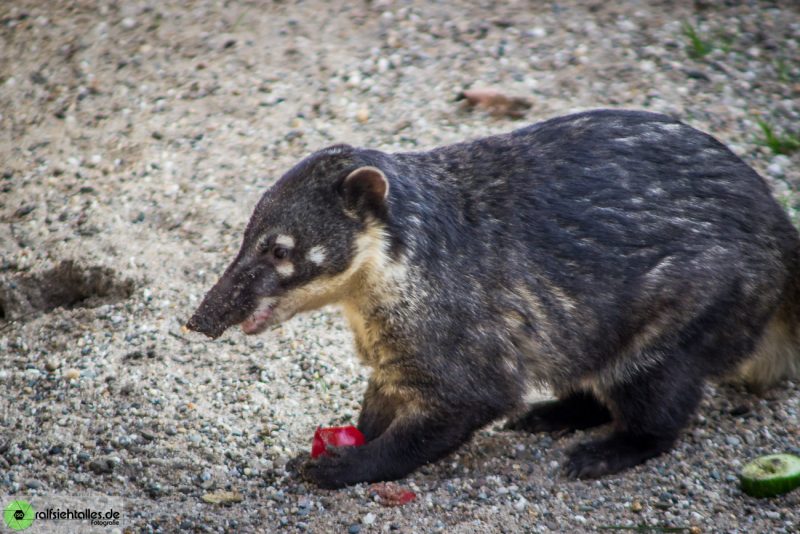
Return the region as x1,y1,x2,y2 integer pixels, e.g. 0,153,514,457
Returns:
3,501,35,531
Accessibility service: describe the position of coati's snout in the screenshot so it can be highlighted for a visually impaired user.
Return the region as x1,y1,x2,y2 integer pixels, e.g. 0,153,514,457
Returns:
186,229,337,339
186,148,391,340
185,248,280,339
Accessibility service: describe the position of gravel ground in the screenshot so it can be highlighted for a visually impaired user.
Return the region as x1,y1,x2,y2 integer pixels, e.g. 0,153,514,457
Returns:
2,1,799,532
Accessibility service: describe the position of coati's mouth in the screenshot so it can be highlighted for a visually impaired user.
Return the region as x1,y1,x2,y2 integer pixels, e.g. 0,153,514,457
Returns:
240,297,278,335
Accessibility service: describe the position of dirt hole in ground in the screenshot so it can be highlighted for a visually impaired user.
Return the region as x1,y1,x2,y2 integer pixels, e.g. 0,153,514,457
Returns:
0,260,135,322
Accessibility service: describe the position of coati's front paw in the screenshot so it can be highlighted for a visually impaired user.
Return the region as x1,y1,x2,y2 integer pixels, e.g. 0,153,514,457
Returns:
301,447,363,489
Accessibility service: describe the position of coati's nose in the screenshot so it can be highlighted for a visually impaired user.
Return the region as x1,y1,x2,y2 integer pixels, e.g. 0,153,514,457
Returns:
185,264,247,339
185,311,226,339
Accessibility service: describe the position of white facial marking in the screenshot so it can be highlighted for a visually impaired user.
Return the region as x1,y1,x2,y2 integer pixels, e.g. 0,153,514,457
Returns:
275,235,295,249
306,245,327,265
275,262,295,277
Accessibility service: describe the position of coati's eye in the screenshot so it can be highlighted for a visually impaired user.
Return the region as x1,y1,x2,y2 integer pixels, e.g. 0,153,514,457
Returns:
272,246,289,260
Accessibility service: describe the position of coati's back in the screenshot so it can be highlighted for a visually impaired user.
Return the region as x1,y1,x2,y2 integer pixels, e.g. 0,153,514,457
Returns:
188,109,800,487
388,109,800,393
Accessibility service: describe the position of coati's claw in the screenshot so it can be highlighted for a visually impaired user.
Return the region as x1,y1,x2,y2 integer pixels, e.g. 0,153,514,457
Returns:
301,447,361,489
284,454,308,479
564,440,615,479
505,409,571,434
504,412,550,432
564,433,672,480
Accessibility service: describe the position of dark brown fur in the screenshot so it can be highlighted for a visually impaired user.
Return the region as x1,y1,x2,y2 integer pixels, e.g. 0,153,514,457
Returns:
187,110,800,487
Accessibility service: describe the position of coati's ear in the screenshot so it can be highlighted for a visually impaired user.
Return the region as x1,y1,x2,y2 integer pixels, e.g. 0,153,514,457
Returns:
340,166,389,217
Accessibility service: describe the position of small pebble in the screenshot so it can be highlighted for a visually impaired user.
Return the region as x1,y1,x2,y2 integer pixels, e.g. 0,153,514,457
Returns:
725,436,741,447
88,458,114,474
767,162,784,176
64,369,80,381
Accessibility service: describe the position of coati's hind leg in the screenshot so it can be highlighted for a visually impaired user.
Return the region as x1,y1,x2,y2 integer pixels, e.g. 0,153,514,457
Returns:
565,355,704,479
504,391,612,433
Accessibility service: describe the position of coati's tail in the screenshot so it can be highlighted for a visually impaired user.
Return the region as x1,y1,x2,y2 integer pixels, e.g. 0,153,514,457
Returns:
733,272,800,393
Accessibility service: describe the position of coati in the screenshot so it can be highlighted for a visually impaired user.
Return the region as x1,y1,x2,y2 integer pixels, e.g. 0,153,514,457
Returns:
186,109,800,488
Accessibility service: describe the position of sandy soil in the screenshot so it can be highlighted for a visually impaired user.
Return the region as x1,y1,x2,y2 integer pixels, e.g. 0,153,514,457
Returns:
1,1,799,532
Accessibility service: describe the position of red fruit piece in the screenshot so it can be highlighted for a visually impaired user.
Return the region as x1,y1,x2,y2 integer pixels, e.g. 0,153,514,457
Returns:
368,482,417,506
311,426,366,458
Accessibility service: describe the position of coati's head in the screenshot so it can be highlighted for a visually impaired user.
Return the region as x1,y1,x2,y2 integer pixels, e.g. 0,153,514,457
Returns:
185,145,392,339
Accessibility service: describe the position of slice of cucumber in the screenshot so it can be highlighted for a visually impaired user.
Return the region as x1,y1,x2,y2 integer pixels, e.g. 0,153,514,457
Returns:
740,453,800,498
